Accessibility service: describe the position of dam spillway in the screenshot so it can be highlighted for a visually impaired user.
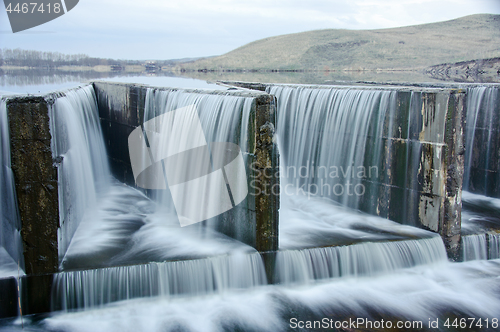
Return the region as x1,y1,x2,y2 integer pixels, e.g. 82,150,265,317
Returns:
0,81,499,323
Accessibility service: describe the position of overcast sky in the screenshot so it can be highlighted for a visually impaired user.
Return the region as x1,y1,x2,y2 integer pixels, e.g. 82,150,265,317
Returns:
1,0,499,60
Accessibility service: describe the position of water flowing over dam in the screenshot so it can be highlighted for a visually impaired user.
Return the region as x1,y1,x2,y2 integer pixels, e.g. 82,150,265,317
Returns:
460,85,500,262
50,86,111,259
271,85,395,210
1,81,500,330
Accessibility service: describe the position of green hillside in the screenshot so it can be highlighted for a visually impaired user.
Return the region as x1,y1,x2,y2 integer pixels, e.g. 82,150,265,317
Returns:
179,14,500,71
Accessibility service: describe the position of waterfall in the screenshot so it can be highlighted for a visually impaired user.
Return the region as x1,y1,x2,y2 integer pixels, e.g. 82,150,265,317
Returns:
268,85,396,210
51,252,267,311
463,86,499,196
462,86,500,261
461,233,500,261
275,236,447,285
0,99,24,277
140,88,254,240
49,85,111,259
489,233,500,259
462,234,488,261
48,87,271,313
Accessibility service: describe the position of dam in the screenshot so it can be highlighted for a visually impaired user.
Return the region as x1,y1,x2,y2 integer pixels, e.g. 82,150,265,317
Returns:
0,80,499,328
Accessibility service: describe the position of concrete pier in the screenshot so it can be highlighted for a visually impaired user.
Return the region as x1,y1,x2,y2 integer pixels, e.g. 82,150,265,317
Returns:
7,96,59,275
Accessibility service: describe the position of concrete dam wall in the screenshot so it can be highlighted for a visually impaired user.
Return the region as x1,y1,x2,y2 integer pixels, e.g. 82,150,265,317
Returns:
3,82,280,276
1,81,500,319
93,82,279,255
2,81,500,284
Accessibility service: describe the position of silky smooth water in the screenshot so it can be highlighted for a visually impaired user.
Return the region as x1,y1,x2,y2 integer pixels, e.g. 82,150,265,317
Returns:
463,86,499,195
461,86,500,261
141,88,254,240
52,252,267,311
50,85,111,259
12,259,500,332
57,86,259,270
3,83,500,331
269,85,395,210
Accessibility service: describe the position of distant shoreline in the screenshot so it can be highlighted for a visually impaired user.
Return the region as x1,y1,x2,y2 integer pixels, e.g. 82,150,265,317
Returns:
0,65,148,73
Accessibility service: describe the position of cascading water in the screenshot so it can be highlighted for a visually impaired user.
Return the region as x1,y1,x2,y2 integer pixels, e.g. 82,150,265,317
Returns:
269,85,395,210
489,233,500,259
461,233,500,261
461,86,500,261
463,86,499,196
50,86,268,312
4,81,500,331
275,235,447,285
269,85,445,269
0,99,24,278
49,85,111,259
140,88,254,242
52,252,267,311
462,234,488,261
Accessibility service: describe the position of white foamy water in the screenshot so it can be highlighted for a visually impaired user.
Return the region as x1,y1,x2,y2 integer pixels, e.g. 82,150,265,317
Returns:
39,259,500,332
55,86,260,269
270,85,395,210
141,88,255,239
3,82,500,332
272,84,442,250
279,192,438,250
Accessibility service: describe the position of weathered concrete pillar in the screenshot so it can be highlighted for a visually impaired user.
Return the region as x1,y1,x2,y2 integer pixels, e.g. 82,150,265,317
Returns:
406,90,465,259
7,97,59,275
442,90,465,259
250,95,279,252
249,94,279,283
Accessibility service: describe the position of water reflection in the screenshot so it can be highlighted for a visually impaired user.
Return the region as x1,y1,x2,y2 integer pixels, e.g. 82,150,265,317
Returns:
4,67,495,96
0,70,224,95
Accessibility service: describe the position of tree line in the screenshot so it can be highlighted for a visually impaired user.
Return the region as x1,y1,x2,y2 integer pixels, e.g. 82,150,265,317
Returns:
0,48,144,68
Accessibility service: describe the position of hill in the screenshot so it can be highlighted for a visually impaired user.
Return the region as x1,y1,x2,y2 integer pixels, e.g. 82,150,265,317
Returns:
178,14,500,71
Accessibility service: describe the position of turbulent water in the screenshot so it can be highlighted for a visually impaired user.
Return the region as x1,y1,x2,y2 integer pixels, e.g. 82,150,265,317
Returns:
3,83,500,331
5,259,500,332
56,86,260,270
